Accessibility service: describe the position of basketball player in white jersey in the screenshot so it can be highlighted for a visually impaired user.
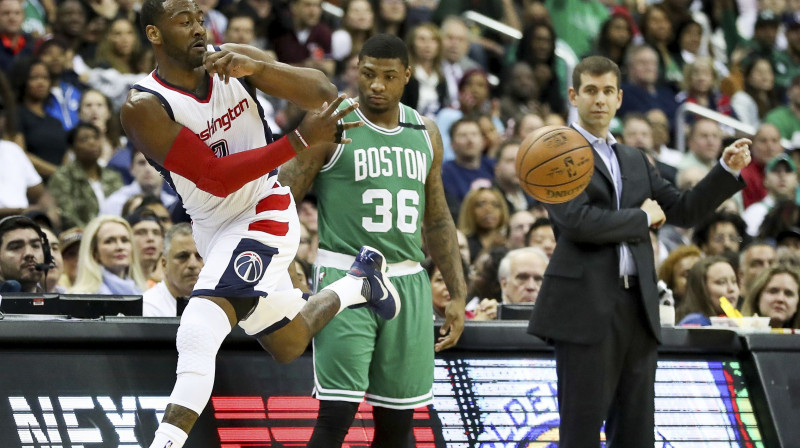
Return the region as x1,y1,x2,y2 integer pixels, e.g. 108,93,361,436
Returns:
120,0,401,447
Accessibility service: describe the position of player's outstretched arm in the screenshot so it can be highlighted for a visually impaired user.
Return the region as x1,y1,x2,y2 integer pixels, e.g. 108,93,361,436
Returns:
207,43,338,110
121,91,359,197
420,116,467,352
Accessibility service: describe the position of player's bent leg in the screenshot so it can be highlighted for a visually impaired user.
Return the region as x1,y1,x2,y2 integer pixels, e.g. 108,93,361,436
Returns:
371,406,414,448
307,400,360,448
149,298,234,448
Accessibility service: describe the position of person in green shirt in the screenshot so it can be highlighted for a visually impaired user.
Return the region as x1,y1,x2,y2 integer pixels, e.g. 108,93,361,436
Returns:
774,12,800,89
765,75,800,149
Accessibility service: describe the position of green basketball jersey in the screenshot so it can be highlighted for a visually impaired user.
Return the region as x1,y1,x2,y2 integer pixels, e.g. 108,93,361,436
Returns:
315,99,433,263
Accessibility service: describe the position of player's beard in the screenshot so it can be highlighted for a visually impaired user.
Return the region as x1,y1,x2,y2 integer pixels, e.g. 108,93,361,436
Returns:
163,41,206,70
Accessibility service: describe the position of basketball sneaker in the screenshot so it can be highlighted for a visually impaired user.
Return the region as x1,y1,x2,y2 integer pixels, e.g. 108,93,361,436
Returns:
346,246,401,319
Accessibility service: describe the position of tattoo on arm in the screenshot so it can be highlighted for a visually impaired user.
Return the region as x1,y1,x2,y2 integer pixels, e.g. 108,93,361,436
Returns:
422,117,467,303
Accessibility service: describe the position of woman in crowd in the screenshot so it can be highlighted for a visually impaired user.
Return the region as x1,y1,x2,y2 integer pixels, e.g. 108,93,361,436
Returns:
742,267,800,329
331,0,376,62
731,55,782,129
403,22,448,117
458,187,509,263
676,57,734,120
70,214,147,294
639,4,682,88
591,12,634,71
10,58,68,178
373,0,408,38
93,18,140,74
78,89,122,165
423,256,489,320
658,245,703,307
513,20,567,118
47,122,123,228
676,256,740,325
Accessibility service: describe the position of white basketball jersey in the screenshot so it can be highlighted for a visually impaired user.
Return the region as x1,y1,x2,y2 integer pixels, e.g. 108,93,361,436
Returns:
133,63,286,256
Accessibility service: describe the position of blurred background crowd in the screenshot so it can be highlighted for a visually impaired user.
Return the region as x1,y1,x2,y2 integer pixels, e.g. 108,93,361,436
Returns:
0,0,799,329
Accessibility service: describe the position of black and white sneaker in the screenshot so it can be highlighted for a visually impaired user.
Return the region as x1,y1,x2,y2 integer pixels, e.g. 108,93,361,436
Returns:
346,246,401,320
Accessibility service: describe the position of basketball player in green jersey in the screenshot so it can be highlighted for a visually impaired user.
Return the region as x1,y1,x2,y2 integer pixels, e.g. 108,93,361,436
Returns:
279,34,467,447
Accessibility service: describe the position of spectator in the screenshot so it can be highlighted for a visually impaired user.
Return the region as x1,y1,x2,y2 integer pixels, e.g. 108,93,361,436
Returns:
57,226,81,290
51,0,90,69
513,20,567,118
330,0,375,62
0,0,35,73
402,22,447,117
0,215,47,292
457,187,508,263
676,57,733,121
731,55,782,129
677,118,723,171
739,242,777,300
512,112,544,140
423,256,484,320
439,16,479,108
591,12,634,69
38,37,85,131
0,102,58,221
374,0,407,38
622,113,677,185
677,256,739,325
741,123,786,208
526,217,555,259
70,214,146,294
658,244,702,307
764,75,800,149
126,207,164,288
296,221,315,265
618,45,679,126
777,245,800,269
442,118,494,216
498,247,548,304
9,58,68,178
143,223,202,317
466,245,507,308
135,195,173,230
223,0,275,49
492,139,536,214
47,122,123,228
758,200,800,242
506,210,534,250
693,211,747,257
93,18,140,74
645,108,683,167
224,13,256,45
39,226,63,293
78,89,122,165
101,149,177,217
270,0,334,76
456,228,469,264
774,11,800,89
743,154,798,236
498,62,547,126
639,4,682,87
435,68,503,160
543,0,608,59
741,266,800,329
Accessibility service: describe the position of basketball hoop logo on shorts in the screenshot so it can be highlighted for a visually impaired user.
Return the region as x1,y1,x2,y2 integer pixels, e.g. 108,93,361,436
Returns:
234,251,264,283
163,442,173,448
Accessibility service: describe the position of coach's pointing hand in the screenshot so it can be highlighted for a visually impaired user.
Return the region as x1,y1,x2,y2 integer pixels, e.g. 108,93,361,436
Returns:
296,94,364,147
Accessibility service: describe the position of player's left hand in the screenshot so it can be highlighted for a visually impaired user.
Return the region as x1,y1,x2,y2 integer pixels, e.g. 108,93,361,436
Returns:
204,50,259,83
721,138,753,171
435,299,465,352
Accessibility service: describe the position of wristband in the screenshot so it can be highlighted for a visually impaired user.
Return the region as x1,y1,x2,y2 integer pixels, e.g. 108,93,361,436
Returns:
293,129,310,150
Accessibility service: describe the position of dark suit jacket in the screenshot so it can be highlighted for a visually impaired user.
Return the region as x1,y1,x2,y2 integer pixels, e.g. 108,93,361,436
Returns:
527,142,744,344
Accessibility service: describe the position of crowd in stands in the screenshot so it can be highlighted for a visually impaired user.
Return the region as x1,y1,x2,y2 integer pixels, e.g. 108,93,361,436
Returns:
0,0,799,329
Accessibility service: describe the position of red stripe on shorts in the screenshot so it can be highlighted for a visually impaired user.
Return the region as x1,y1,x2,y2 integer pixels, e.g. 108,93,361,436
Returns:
249,220,289,236
255,194,291,214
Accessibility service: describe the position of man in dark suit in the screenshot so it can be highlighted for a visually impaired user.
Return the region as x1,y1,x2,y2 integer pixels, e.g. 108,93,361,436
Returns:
527,56,752,447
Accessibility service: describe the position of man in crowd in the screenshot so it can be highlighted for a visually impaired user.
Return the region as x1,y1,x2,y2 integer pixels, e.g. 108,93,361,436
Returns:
143,223,204,317
741,123,785,208
0,215,47,292
742,154,798,236
499,247,548,304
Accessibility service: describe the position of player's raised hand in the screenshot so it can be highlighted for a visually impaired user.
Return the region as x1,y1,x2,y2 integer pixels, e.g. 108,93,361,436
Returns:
296,94,364,147
721,138,753,171
204,49,259,83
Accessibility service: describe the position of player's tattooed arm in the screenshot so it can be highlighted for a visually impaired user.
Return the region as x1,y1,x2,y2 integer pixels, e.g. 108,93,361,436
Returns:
211,43,338,110
278,142,335,202
421,117,467,352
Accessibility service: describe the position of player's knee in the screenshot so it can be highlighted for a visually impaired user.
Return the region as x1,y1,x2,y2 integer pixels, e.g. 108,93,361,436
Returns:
175,299,231,375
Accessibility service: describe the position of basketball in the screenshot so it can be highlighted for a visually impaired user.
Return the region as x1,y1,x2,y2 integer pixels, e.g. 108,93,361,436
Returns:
516,126,594,204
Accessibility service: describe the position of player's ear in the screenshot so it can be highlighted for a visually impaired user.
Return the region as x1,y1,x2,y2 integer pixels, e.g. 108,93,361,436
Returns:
568,87,577,107
146,25,161,44
404,66,411,85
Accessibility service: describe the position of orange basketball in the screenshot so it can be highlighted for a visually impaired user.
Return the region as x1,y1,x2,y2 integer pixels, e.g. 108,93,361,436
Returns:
516,126,594,204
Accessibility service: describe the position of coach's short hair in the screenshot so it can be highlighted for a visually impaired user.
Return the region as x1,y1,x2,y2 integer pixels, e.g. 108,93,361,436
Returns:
359,34,409,68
